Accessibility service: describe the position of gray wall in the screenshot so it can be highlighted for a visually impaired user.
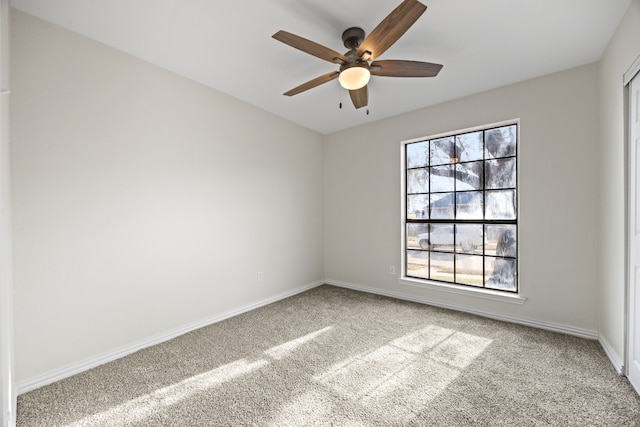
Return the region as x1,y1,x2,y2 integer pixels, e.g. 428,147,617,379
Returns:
598,0,640,369
11,10,324,383
324,63,600,334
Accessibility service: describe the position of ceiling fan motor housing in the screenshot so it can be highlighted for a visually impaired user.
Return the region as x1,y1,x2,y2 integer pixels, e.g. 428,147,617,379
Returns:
342,27,365,50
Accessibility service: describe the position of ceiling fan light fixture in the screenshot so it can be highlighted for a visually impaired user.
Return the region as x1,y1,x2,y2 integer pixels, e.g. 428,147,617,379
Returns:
338,64,370,90
273,0,438,108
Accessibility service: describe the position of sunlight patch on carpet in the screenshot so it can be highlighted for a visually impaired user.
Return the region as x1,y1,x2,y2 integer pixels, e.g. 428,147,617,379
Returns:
67,327,336,426
266,390,340,426
314,325,492,423
265,326,333,360
67,358,268,426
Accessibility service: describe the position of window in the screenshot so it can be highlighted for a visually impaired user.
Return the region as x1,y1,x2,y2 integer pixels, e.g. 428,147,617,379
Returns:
403,122,518,292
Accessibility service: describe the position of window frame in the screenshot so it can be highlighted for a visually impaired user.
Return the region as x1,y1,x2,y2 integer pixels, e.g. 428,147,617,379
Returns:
400,120,521,298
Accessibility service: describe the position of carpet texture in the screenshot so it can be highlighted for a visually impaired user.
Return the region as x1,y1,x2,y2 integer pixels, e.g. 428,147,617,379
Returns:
16,285,640,426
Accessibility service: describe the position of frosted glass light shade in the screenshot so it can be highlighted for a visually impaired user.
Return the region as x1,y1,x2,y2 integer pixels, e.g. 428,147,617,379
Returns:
339,66,370,90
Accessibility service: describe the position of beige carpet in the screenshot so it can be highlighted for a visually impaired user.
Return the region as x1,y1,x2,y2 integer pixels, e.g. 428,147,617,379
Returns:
16,285,640,426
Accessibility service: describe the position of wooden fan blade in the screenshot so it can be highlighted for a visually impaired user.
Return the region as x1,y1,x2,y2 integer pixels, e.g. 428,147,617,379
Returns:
357,0,427,61
273,31,348,64
284,71,340,96
349,86,368,109
370,60,442,77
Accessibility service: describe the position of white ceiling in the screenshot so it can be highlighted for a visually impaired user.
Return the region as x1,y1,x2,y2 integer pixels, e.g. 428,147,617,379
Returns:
10,0,632,134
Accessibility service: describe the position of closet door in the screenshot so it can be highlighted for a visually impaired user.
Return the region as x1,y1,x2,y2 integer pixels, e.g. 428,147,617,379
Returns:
628,73,640,395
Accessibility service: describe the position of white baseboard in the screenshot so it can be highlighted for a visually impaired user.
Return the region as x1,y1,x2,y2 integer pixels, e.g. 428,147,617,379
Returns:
598,333,625,374
17,280,324,395
326,279,599,340
18,279,607,394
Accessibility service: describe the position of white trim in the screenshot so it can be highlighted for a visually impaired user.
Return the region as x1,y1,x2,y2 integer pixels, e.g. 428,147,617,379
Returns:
626,72,640,394
399,277,527,305
0,0,14,424
599,333,624,375
17,279,605,394
16,280,324,394
326,279,598,340
624,54,640,87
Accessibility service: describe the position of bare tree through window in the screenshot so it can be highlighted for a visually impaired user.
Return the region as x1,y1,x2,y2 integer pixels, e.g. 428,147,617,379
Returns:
404,123,517,292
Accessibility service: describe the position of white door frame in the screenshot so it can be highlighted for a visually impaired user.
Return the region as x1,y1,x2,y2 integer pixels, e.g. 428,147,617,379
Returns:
0,1,14,426
625,55,640,395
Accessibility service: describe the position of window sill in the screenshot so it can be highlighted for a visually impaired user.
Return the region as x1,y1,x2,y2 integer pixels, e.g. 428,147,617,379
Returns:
398,277,527,305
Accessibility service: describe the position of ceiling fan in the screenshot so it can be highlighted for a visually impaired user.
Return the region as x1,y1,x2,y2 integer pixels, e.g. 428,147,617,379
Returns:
272,0,443,109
